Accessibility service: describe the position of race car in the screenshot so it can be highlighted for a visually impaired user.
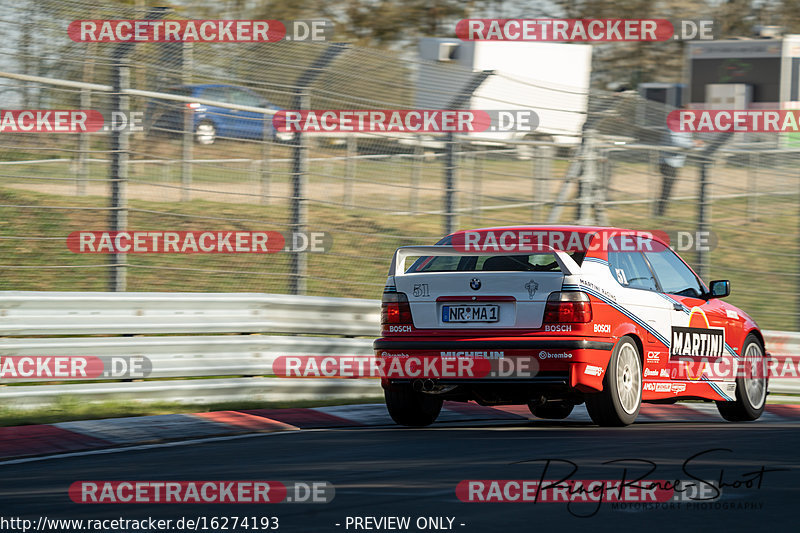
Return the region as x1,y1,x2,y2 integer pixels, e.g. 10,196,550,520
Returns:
374,226,768,427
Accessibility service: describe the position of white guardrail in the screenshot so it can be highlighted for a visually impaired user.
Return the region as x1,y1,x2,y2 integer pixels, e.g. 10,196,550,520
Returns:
762,330,800,395
0,292,798,407
0,292,381,408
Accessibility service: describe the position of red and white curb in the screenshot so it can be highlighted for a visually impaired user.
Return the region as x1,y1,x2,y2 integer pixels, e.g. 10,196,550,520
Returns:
0,402,797,460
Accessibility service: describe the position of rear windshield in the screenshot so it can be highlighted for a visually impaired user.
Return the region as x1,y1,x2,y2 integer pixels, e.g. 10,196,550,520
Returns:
407,252,585,273
405,234,585,273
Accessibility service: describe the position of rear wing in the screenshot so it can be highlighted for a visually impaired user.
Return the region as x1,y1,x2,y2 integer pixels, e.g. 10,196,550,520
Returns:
389,245,582,277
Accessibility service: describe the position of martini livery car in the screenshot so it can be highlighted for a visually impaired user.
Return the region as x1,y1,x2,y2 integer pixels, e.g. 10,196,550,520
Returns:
375,226,768,427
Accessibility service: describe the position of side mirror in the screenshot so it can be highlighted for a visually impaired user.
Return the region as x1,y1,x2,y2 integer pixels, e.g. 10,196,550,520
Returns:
708,280,730,299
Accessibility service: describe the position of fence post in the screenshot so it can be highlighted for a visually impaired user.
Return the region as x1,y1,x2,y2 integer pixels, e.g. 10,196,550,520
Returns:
109,56,131,291
289,89,309,295
747,152,758,221
649,148,658,216
289,43,349,295
694,131,731,282
696,159,711,281
471,151,482,223
180,42,193,202
442,70,493,235
409,143,422,214
344,134,356,207
76,88,90,196
443,132,458,234
260,121,272,205
576,129,598,225
797,176,800,330
533,145,552,222
595,147,610,226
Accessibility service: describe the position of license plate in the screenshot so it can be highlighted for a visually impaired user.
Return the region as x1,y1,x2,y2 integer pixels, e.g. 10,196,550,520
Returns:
442,305,499,323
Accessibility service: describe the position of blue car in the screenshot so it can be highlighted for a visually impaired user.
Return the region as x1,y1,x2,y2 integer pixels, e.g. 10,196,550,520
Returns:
146,84,292,145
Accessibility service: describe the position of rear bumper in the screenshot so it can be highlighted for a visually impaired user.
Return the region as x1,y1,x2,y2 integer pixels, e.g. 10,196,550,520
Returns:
373,339,613,351
374,336,615,392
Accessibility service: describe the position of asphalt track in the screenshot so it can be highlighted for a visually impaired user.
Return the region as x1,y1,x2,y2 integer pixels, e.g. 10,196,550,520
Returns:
1,415,798,532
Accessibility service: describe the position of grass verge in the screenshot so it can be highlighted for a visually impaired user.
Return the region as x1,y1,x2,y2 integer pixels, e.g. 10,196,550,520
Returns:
0,395,385,427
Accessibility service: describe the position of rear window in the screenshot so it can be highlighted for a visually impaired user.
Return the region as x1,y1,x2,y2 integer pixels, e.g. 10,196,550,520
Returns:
407,252,585,273
200,87,231,102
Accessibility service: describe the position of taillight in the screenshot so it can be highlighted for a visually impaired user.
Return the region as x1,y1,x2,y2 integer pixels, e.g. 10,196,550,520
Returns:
381,292,412,325
543,292,592,323
187,102,201,109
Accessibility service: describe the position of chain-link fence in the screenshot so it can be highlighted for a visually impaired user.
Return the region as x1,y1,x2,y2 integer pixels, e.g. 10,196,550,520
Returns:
0,0,798,331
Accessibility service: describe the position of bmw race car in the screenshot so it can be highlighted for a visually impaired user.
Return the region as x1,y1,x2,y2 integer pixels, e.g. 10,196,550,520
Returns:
375,226,768,427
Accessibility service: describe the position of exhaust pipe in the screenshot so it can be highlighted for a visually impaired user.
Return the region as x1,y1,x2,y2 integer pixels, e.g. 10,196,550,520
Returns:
528,395,546,408
412,379,440,392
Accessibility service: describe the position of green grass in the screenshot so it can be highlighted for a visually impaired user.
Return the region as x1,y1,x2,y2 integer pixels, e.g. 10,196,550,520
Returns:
0,395,384,427
0,147,797,324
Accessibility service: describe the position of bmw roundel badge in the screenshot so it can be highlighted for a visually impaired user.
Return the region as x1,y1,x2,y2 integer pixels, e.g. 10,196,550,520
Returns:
470,278,481,290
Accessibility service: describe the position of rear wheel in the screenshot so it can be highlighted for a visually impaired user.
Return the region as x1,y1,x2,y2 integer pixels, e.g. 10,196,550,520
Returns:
586,337,642,426
716,334,766,421
195,120,216,145
384,385,442,427
529,401,574,419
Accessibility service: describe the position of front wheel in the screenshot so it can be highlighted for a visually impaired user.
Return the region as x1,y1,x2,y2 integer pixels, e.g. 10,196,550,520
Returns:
384,385,442,427
585,337,642,426
716,334,766,421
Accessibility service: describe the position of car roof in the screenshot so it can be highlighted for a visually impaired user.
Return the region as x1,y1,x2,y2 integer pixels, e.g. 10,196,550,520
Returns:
167,84,255,92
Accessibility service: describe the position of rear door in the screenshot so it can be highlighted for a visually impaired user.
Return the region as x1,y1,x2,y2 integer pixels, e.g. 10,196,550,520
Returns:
199,86,234,136
149,86,192,133
606,246,674,380
227,87,269,139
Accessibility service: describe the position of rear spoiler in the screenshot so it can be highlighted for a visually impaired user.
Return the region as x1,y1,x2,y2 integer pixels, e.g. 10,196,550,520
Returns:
390,245,582,277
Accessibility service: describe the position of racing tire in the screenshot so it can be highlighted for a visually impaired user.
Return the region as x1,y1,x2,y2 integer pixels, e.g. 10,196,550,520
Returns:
384,385,443,427
195,120,217,145
585,337,642,427
716,334,767,422
529,401,574,419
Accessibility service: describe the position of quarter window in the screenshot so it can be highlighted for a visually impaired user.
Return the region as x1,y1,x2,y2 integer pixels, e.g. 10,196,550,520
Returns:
608,251,658,291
